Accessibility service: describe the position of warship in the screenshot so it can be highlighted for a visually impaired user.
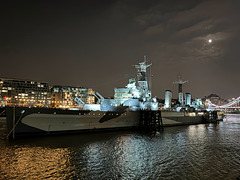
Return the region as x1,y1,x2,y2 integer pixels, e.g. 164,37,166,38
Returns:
6,57,205,138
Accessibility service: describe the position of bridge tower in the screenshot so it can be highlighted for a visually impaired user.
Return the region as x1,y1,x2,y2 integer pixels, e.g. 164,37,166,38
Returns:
173,74,188,106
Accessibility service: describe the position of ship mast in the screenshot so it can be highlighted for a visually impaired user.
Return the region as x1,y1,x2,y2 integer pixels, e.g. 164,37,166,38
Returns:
134,56,152,100
173,74,188,106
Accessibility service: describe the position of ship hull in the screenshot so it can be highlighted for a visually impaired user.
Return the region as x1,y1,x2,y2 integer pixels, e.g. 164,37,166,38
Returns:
6,107,205,137
161,111,204,126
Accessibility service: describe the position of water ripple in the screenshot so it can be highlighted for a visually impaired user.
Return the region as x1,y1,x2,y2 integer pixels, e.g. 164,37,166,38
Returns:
0,114,240,179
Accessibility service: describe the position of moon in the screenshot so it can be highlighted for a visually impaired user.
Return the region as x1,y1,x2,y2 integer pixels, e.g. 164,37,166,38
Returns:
208,39,212,43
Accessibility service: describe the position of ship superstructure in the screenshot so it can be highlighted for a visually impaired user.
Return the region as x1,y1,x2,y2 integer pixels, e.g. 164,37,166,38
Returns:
112,56,157,111
134,56,152,101
163,74,205,111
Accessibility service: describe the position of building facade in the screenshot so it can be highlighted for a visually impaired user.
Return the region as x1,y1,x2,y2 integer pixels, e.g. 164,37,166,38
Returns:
0,78,96,109
0,78,50,107
50,86,96,108
202,94,228,106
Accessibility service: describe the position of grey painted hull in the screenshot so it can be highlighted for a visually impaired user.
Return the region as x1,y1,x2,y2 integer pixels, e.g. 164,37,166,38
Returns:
22,112,139,132
6,107,205,137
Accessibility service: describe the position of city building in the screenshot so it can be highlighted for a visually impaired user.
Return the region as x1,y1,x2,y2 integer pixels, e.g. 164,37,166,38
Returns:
0,78,97,109
50,86,96,108
202,94,228,106
0,78,50,107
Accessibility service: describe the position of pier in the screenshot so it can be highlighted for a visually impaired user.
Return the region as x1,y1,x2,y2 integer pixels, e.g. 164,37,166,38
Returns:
139,110,164,132
205,111,223,123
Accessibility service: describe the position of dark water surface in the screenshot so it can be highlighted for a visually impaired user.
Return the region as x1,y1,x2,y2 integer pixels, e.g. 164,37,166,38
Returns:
0,114,240,179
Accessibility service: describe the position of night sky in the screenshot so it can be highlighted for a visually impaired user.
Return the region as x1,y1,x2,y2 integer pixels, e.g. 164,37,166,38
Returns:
1,0,240,99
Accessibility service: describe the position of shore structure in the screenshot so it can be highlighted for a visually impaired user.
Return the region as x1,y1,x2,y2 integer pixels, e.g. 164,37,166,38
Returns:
0,78,96,109
4,57,206,138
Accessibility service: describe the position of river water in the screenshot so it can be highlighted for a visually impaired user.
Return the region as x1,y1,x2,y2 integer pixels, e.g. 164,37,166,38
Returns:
0,114,240,179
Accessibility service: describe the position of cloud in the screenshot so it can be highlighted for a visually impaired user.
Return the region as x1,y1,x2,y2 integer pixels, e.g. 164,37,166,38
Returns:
131,0,237,65
144,24,164,35
177,19,214,36
179,32,232,61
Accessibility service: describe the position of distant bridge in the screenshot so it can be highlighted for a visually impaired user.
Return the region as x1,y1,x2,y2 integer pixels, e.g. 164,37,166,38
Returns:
208,96,240,109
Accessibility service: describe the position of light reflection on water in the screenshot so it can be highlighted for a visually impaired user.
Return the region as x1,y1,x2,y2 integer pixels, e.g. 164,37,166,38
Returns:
0,114,240,179
0,146,74,179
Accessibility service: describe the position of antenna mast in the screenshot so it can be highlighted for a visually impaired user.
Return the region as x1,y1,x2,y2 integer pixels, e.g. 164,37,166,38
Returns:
134,56,152,92
173,74,188,106
134,56,152,100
